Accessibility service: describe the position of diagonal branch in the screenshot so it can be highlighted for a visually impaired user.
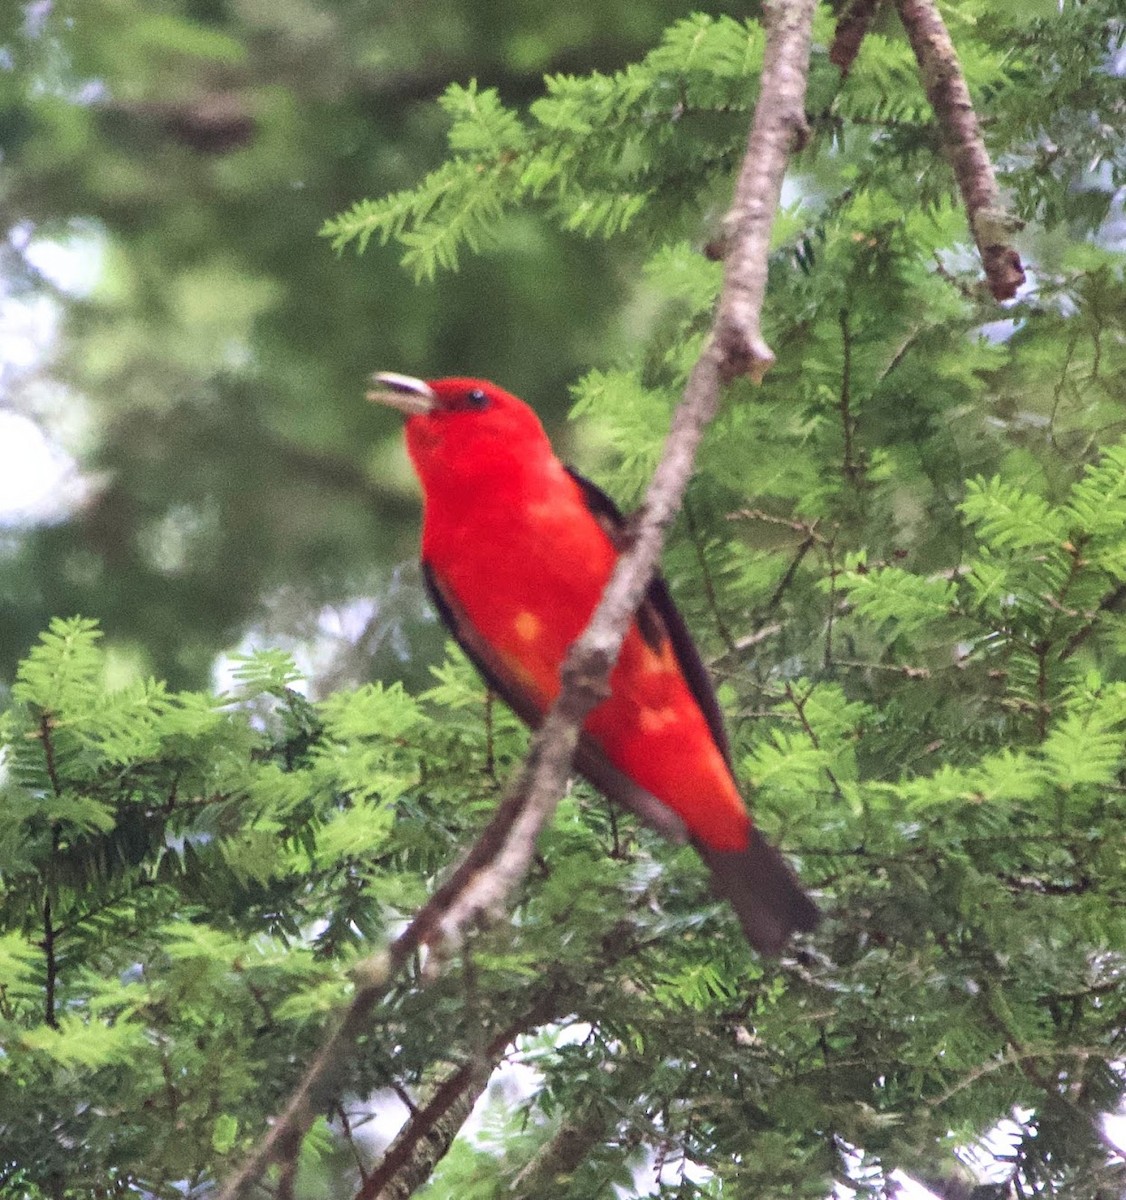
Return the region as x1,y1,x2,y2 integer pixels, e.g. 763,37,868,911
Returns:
509,1102,611,1197
714,0,817,383
216,3,818,1196
895,0,1025,300
356,998,556,1200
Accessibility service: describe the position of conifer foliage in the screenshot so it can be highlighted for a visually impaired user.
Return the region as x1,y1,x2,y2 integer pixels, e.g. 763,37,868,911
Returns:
3,1,1126,1197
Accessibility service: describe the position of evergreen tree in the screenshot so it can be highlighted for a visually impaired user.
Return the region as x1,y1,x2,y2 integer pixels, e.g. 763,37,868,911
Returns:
2,2,1124,1196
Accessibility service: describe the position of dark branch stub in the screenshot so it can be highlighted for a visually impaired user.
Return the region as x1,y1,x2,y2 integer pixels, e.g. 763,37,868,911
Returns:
830,0,884,77
895,0,1025,301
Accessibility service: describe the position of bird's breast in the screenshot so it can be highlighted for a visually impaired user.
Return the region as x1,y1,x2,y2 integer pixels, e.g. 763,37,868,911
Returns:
426,482,615,696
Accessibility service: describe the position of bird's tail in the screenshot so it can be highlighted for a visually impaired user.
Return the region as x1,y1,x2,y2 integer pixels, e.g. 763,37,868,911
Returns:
694,831,820,955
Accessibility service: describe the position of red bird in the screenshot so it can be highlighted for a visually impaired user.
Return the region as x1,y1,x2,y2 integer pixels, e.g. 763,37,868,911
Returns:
369,373,819,954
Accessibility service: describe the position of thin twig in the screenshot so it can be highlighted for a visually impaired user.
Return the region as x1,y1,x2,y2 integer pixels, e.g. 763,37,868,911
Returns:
833,657,931,679
876,327,923,386
41,887,58,1031
1059,581,1126,661
895,0,1025,300
706,621,784,672
783,682,845,802
214,791,562,1200
726,508,826,541
823,536,838,672
766,533,817,617
39,714,62,1031
483,688,496,781
38,712,63,796
683,502,737,652
335,1103,369,1185
362,920,645,1198
838,308,863,486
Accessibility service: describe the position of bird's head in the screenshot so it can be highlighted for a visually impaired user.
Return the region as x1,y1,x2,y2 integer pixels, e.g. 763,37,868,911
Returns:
367,373,554,492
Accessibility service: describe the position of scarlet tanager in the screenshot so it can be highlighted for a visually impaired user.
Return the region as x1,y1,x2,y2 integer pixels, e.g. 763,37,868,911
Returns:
369,373,819,954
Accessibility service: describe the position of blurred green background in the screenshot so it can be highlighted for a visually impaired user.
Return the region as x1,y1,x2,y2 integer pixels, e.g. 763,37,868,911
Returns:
0,0,740,692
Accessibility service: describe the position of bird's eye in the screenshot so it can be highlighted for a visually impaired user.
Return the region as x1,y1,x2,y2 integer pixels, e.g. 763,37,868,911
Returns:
465,388,488,409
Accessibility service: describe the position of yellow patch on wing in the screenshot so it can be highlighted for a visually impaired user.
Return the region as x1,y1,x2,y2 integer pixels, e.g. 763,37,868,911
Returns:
642,638,678,676
513,610,541,642
497,649,551,707
638,705,681,734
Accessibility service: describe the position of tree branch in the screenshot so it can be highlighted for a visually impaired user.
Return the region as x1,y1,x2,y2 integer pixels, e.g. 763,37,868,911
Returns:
1059,581,1126,661
714,0,817,382
216,3,818,1195
359,921,645,1198
356,1001,553,1200
895,0,1025,301
509,1103,611,1197
830,0,883,77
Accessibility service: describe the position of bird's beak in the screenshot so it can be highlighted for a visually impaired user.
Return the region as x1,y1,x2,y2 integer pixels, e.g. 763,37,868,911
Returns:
366,372,437,417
